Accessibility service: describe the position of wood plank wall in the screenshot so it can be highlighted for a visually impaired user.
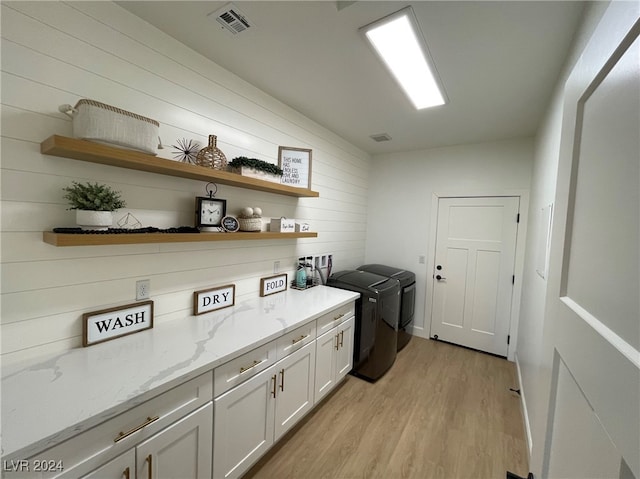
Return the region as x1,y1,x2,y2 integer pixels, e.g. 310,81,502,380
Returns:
0,1,370,364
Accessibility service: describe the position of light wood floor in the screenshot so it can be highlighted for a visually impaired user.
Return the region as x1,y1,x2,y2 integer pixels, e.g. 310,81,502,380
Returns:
244,337,529,479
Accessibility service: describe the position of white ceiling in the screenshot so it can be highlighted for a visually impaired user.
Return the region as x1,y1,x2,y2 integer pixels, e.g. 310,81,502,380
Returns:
118,1,586,155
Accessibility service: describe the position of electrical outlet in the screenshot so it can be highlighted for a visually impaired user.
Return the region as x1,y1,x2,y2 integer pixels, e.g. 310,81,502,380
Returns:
273,260,280,273
136,279,150,300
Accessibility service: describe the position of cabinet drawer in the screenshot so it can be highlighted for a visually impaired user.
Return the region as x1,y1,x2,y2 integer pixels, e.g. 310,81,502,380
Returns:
316,302,355,337
275,322,316,360
214,340,277,397
24,372,213,479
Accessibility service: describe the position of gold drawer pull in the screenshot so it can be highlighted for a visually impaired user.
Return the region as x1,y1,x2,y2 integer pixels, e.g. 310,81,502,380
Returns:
333,313,344,321
114,416,159,443
291,334,309,345
145,454,153,479
339,330,344,348
123,467,130,479
271,374,277,398
240,359,264,374
335,333,340,351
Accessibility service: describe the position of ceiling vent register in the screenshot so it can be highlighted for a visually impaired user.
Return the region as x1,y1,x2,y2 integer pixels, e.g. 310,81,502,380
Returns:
370,133,392,142
210,3,253,35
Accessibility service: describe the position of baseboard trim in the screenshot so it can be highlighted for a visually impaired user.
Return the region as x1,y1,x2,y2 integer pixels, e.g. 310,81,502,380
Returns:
515,353,533,461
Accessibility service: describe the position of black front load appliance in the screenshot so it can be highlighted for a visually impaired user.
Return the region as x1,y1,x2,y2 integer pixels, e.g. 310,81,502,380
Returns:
327,270,400,382
357,264,416,351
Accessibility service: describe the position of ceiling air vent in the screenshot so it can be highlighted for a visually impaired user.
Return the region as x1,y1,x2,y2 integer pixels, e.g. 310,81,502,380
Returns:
209,3,253,35
369,133,392,142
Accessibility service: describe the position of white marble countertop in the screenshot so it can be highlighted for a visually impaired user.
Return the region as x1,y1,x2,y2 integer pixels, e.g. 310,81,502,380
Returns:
1,286,359,459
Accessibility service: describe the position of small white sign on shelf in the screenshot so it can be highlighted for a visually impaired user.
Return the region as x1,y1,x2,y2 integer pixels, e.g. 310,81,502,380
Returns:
270,217,295,233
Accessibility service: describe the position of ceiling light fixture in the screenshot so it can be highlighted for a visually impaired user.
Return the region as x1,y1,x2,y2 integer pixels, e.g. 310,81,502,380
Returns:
360,7,447,110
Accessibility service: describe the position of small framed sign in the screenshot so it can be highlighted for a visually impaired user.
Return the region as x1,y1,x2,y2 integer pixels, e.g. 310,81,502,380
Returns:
194,284,236,315
278,146,312,189
221,215,240,232
260,273,288,297
83,300,154,347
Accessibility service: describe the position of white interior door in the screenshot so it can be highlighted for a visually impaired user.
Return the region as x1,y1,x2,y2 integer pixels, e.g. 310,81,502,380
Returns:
430,196,519,356
537,3,639,478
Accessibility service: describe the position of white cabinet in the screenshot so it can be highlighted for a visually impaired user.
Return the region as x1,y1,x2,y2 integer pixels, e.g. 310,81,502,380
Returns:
81,450,135,479
213,341,316,479
213,364,275,479
82,403,213,479
136,403,213,479
274,340,316,440
24,372,213,479
315,315,355,404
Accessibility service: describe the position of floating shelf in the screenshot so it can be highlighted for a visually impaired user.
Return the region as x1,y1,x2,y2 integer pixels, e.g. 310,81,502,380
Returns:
43,231,318,247
41,135,320,198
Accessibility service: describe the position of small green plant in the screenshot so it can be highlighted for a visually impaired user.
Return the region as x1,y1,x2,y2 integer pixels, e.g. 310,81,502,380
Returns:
230,156,283,176
62,181,126,211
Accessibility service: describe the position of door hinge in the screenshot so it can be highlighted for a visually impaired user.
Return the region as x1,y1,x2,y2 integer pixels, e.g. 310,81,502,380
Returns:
507,334,510,345
516,213,520,223
512,275,515,285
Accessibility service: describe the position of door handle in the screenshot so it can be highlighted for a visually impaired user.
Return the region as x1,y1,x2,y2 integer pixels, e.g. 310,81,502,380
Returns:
435,275,447,281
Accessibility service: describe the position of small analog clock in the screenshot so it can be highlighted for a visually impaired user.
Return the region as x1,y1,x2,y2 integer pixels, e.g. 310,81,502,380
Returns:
196,197,227,231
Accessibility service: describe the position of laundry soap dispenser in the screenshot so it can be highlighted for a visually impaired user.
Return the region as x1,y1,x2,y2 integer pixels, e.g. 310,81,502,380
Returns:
296,264,307,288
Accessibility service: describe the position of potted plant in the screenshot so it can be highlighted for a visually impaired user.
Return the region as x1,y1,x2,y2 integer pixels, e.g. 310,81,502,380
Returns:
63,181,126,230
229,157,283,183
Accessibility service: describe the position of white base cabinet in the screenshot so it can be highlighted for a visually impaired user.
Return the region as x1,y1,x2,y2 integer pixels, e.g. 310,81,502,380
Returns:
315,316,355,404
136,403,213,479
82,403,213,479
213,341,316,479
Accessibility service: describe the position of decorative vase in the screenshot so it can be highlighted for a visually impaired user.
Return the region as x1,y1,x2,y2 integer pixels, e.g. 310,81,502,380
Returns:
76,210,113,230
195,135,227,170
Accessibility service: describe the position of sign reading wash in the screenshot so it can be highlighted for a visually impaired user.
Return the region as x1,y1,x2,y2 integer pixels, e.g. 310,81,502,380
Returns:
83,301,154,347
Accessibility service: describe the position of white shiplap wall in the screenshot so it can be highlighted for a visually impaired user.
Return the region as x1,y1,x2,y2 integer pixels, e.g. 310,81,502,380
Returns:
0,1,370,364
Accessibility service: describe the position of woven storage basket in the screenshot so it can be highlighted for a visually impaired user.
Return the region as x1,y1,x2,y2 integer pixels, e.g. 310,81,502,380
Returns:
65,99,160,155
238,217,262,232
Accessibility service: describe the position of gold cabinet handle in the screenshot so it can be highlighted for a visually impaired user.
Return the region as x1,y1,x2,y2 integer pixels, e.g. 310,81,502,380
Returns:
279,369,285,392
333,313,344,321
339,330,344,348
240,359,264,374
271,374,277,398
114,416,160,443
145,454,152,479
335,333,340,351
291,334,309,345
123,467,130,479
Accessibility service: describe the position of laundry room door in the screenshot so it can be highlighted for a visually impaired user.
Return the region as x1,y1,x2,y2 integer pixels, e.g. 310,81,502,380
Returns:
430,196,519,356
535,3,639,478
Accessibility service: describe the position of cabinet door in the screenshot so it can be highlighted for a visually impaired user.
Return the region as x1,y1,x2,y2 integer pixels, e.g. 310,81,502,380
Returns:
314,327,338,404
336,316,355,380
213,367,276,479
81,449,135,479
137,402,213,479
274,341,316,441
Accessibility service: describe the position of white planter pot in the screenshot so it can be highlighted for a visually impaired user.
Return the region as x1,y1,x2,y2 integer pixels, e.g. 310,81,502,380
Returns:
76,210,113,230
232,166,282,184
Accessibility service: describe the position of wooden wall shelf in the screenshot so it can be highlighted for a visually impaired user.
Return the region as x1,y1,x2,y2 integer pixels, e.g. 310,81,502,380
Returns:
43,231,318,247
41,135,320,198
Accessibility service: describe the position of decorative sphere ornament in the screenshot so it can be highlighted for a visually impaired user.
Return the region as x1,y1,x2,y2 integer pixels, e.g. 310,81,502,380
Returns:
241,207,254,217
253,207,262,216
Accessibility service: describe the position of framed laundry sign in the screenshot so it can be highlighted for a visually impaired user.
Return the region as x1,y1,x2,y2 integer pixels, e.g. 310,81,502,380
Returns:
278,146,312,189
83,300,154,347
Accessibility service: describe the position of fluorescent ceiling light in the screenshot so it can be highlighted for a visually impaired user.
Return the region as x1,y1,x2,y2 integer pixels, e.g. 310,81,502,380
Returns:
361,7,447,110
